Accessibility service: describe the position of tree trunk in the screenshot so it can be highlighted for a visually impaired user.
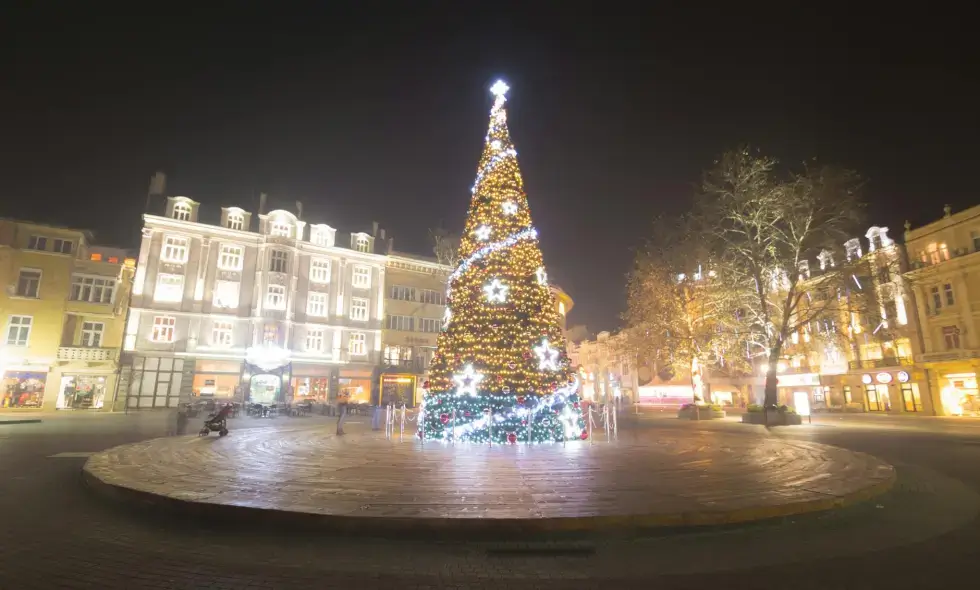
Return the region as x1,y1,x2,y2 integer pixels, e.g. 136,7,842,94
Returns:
764,347,781,409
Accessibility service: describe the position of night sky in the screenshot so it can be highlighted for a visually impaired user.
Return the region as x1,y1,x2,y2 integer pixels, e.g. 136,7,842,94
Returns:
3,3,977,333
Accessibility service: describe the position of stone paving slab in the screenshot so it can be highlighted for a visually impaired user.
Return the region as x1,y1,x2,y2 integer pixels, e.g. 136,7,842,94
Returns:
83,425,895,533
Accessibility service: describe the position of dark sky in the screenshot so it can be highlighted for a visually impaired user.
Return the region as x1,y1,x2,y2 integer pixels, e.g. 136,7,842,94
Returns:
3,3,977,333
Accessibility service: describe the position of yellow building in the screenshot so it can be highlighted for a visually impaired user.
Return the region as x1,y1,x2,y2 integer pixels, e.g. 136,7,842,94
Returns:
905,204,980,416
0,219,134,411
550,284,573,332
381,253,451,406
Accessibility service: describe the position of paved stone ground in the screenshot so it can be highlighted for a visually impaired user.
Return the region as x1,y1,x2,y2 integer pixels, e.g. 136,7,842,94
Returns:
82,421,893,529
2,411,980,589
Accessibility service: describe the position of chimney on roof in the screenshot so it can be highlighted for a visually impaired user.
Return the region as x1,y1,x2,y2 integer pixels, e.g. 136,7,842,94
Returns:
295,200,304,220
258,193,268,215
372,221,379,237
387,237,394,254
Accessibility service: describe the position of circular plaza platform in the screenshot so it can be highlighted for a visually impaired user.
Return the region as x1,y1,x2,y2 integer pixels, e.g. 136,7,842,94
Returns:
83,424,895,534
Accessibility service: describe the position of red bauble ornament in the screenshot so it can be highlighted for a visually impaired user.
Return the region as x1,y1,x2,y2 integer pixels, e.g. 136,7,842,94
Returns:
464,411,472,417
423,380,430,390
580,431,589,440
574,402,580,409
507,432,517,444
517,396,525,405
440,413,449,425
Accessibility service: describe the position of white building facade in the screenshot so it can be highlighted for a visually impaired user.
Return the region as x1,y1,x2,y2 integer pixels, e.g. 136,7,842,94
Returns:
122,196,386,409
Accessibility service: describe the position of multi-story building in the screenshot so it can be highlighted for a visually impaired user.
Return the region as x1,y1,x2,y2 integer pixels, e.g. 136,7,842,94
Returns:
710,225,933,414
904,204,980,416
1,219,135,411
121,197,386,409
381,253,451,406
551,285,572,332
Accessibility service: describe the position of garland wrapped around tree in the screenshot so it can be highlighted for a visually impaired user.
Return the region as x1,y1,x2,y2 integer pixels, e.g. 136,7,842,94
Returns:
421,81,585,444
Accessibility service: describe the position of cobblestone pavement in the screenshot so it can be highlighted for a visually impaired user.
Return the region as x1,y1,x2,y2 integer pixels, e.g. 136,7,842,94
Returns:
83,421,893,528
2,411,979,589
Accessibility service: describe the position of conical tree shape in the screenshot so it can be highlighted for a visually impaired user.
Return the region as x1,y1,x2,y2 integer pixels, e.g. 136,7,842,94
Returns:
422,82,586,443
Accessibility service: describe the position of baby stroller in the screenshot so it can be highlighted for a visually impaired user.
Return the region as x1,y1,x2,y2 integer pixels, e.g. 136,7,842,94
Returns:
199,403,232,437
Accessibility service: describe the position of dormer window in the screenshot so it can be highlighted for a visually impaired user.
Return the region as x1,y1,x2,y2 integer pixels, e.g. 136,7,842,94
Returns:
798,260,810,280
310,224,336,247
353,234,371,253
172,202,192,221
270,222,291,238
865,227,892,253
844,238,862,261
226,213,244,231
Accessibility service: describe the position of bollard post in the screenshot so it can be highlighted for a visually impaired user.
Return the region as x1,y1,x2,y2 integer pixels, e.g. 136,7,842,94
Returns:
612,402,619,440
604,404,611,443
400,404,406,442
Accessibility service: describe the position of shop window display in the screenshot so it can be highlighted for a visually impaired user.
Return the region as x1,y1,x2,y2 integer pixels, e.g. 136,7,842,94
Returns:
57,375,107,409
2,372,47,408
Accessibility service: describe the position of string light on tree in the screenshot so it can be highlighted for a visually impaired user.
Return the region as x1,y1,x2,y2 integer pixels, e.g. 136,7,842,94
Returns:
419,80,585,444
533,339,560,371
483,278,509,303
474,225,492,241
453,364,484,397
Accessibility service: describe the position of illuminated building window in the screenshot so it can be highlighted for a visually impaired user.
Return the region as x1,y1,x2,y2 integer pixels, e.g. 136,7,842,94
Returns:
5,315,33,346
931,286,942,311
27,235,47,251
213,280,239,309
262,323,279,345
172,202,191,221
218,245,243,270
211,321,233,347
150,316,176,343
71,275,115,303
558,301,566,315
226,213,244,231
270,222,291,237
81,321,104,347
266,285,287,310
306,328,324,352
352,265,371,288
389,285,415,301
307,292,328,317
350,297,369,321
419,318,441,333
269,250,288,273
154,273,184,302
349,332,366,356
16,269,41,298
944,283,955,306
386,315,414,331
310,259,331,283
161,236,188,263
943,326,961,350
353,235,370,253
419,289,445,305
53,239,73,254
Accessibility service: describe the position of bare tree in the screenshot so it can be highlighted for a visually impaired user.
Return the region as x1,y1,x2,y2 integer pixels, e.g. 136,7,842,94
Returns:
429,227,460,266
693,147,863,409
625,218,748,403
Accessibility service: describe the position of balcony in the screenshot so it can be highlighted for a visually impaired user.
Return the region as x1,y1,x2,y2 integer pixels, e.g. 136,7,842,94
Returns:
57,347,119,362
383,358,427,373
916,349,980,364
847,357,913,370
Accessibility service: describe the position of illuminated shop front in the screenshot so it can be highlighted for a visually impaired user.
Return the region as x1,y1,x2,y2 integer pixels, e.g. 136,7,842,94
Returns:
243,346,291,405
1,371,47,408
57,375,108,410
637,384,694,406
940,372,979,417
776,373,823,411
192,359,241,399
339,370,372,405
858,370,928,413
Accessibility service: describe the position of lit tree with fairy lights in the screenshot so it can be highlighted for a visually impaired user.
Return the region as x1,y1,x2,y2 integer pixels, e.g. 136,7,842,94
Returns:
421,81,586,444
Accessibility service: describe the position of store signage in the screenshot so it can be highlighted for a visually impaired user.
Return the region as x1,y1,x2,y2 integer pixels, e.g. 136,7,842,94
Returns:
776,373,821,387
897,371,910,383
876,372,893,384
861,374,873,385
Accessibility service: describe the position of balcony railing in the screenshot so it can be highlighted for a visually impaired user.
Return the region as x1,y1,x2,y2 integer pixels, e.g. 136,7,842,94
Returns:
57,347,119,362
383,358,427,373
847,357,913,370
916,349,980,363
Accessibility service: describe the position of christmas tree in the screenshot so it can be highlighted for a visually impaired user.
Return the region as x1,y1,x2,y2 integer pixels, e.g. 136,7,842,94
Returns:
421,81,586,444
